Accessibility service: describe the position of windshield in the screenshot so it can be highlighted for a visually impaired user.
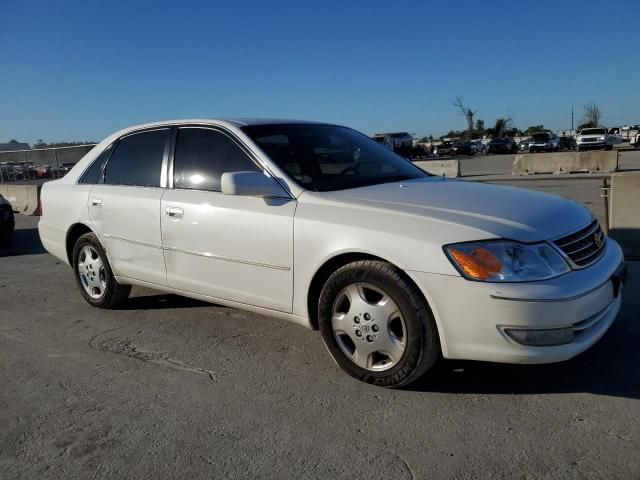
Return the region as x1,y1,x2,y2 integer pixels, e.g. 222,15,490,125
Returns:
490,138,507,144
242,124,427,192
581,128,606,135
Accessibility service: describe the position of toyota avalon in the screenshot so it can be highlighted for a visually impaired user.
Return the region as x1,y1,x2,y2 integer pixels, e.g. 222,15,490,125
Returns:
38,119,626,387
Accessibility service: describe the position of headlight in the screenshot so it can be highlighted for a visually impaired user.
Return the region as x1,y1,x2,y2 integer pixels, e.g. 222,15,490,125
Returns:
444,240,570,282
598,136,605,141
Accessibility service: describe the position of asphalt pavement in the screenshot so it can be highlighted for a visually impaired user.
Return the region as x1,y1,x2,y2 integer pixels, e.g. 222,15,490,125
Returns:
1,208,639,479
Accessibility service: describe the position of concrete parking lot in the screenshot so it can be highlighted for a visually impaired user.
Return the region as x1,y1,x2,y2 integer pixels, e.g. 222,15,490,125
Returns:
2,208,640,478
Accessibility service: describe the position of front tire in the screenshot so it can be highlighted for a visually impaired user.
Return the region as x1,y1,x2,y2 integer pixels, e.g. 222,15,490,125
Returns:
72,232,131,308
318,260,440,388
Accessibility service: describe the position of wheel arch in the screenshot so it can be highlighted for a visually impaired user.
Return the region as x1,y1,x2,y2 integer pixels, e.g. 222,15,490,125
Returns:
306,252,432,332
65,222,95,265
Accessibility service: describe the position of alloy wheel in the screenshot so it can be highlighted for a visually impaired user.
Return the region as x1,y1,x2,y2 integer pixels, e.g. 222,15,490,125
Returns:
331,283,407,371
77,246,107,299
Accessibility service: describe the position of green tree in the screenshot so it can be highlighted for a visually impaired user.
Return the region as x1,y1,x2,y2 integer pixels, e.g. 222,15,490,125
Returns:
487,118,512,137
525,125,545,135
441,130,464,140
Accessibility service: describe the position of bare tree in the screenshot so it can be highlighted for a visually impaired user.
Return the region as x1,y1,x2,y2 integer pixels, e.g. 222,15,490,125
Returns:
583,102,601,128
452,97,477,136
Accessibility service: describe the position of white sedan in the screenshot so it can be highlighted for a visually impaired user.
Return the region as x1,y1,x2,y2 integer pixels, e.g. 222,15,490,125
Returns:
38,119,626,387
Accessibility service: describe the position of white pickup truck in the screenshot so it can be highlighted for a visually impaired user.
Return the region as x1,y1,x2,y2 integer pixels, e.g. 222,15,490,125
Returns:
576,127,615,151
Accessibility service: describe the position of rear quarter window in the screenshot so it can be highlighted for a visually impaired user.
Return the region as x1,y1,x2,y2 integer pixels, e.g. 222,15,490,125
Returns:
78,145,113,184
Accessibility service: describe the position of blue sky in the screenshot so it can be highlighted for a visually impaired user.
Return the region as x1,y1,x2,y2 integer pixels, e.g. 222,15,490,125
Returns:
1,0,639,144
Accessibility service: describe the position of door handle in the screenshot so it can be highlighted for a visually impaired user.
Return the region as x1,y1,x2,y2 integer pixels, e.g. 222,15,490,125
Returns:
91,197,103,206
165,206,184,217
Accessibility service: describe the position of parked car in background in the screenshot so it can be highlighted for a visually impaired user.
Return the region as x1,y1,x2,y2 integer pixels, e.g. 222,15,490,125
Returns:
471,141,485,154
576,128,615,151
452,140,474,156
487,137,517,154
529,132,560,153
38,118,626,388
372,134,393,151
435,141,454,156
608,128,623,145
0,162,30,181
372,132,413,157
0,194,15,246
518,138,532,153
559,136,577,151
51,162,77,177
631,132,640,149
35,164,52,178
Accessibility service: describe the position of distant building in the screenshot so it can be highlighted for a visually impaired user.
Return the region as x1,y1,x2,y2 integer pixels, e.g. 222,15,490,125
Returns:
0,141,30,152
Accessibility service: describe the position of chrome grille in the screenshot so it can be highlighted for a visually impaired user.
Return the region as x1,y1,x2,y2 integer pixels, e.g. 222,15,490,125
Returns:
553,220,606,268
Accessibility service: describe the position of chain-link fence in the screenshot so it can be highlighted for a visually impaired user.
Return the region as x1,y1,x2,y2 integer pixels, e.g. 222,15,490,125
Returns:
0,145,96,183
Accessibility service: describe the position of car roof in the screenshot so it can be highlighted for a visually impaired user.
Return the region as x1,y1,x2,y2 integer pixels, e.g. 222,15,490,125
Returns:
100,118,342,147
121,118,337,130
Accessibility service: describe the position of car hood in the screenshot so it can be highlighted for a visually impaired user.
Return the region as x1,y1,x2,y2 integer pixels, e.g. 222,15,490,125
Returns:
322,177,592,243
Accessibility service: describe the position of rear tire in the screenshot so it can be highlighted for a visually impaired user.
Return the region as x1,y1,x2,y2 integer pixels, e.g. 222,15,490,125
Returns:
0,205,14,246
72,232,131,308
318,260,440,388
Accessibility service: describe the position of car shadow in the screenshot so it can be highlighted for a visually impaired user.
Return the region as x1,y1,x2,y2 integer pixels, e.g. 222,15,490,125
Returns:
0,227,47,257
120,293,222,310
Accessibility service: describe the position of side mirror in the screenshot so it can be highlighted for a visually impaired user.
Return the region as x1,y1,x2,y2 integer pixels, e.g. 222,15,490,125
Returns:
221,171,289,198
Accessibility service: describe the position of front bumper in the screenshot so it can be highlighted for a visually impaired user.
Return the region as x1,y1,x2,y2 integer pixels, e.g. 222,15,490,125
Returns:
529,144,553,152
577,142,607,149
408,238,625,364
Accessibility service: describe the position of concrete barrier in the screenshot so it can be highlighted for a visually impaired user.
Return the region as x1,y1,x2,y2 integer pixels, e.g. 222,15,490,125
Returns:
609,173,640,258
414,159,461,178
512,151,618,175
0,185,41,215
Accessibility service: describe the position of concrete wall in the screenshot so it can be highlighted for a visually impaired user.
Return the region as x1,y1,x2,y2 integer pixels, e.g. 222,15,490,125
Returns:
513,151,618,175
0,184,41,215
414,159,461,178
609,173,640,258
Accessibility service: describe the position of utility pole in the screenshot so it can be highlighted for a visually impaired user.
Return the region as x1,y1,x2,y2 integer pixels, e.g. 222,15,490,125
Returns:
571,106,574,132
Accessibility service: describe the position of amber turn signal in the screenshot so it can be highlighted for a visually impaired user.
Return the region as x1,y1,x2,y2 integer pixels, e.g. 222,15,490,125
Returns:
448,247,503,280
